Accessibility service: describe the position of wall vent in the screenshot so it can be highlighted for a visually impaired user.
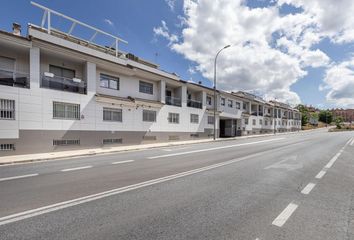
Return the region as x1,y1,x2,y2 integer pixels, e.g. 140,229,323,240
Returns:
0,144,15,151
53,139,80,146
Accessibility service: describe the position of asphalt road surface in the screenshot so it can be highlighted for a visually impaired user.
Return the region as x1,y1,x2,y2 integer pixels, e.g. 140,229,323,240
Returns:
0,129,353,240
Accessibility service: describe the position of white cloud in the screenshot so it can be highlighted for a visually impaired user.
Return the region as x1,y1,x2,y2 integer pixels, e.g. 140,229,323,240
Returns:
321,58,354,107
104,19,114,27
153,20,178,45
165,0,176,11
153,0,354,105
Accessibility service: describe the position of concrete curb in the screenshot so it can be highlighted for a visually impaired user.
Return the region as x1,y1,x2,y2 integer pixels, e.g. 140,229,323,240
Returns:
0,128,323,166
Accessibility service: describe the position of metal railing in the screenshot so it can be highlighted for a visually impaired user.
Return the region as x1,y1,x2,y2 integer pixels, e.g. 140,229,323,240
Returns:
31,1,127,58
0,68,29,88
187,99,202,109
251,111,258,116
165,96,181,107
41,74,87,94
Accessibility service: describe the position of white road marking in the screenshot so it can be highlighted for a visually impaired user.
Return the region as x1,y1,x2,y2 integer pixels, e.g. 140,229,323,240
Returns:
111,160,134,165
324,152,341,169
0,173,39,182
148,138,285,159
0,150,269,226
161,147,191,152
272,203,298,227
315,170,326,179
61,166,92,172
350,138,354,146
301,182,316,195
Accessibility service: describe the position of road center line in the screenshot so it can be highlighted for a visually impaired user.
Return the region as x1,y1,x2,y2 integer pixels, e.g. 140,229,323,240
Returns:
0,173,39,182
61,166,92,172
111,160,134,165
0,149,271,226
301,182,316,195
272,203,298,227
315,170,326,179
148,138,285,159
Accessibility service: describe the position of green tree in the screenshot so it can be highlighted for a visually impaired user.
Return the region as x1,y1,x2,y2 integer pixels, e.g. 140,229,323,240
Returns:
319,110,333,124
296,104,309,126
335,116,343,129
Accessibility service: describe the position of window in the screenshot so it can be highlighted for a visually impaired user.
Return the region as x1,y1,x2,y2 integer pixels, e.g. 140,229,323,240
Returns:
103,108,122,122
208,116,214,124
190,114,199,123
168,113,179,123
53,102,80,120
259,119,263,125
0,99,15,120
49,65,75,79
228,100,233,108
265,120,268,126
243,102,248,110
143,110,156,122
103,138,122,144
252,119,256,125
221,98,225,106
139,81,153,94
0,143,15,151
236,102,241,109
100,74,119,90
244,118,249,125
206,96,212,105
53,139,80,146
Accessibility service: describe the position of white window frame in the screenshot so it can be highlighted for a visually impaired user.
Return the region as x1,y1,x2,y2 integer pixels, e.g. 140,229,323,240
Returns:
221,97,225,106
53,101,80,120
236,102,241,109
103,107,122,122
139,81,153,95
168,112,179,124
207,116,214,125
228,100,233,108
143,110,156,122
0,99,15,120
100,73,119,90
206,96,212,105
190,114,199,123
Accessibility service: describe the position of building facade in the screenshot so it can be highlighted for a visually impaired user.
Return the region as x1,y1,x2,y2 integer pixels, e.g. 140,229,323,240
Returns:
331,108,354,123
0,9,301,155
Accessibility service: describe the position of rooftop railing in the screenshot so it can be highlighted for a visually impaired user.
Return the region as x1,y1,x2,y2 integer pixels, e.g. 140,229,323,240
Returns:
41,74,86,94
0,68,29,88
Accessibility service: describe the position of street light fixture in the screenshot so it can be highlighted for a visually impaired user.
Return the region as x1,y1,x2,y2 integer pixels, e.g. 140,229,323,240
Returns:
213,44,231,140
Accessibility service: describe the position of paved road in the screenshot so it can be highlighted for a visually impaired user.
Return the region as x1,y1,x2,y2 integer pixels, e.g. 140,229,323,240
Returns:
0,129,353,239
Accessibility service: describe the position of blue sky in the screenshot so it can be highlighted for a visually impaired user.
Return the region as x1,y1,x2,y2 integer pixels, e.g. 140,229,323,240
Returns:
1,0,354,108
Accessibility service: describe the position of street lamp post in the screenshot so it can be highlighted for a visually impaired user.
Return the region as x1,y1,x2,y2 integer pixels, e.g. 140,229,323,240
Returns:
213,45,231,140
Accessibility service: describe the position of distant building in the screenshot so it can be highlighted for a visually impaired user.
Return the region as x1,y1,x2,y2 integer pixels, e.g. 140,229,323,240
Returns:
331,109,354,123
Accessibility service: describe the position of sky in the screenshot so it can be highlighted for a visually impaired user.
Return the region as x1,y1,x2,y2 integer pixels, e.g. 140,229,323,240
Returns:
1,0,354,109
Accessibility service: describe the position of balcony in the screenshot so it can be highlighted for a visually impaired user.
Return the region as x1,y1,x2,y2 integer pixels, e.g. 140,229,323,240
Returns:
187,99,202,109
41,74,87,94
258,112,263,116
0,68,29,88
165,96,181,107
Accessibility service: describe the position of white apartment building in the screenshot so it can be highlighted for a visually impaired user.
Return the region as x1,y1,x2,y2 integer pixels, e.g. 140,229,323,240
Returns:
0,5,301,155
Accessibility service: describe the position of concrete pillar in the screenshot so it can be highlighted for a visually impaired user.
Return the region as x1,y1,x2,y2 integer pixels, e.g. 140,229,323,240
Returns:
202,91,207,109
85,62,96,95
30,47,40,89
181,85,187,107
159,80,166,104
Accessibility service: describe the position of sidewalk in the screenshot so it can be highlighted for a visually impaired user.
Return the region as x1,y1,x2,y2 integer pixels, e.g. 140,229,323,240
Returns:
0,129,317,165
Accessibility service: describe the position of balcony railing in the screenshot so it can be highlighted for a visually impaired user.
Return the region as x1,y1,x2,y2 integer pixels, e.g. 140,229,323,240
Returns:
165,96,181,107
0,68,29,88
187,99,202,109
251,111,258,116
41,74,87,94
